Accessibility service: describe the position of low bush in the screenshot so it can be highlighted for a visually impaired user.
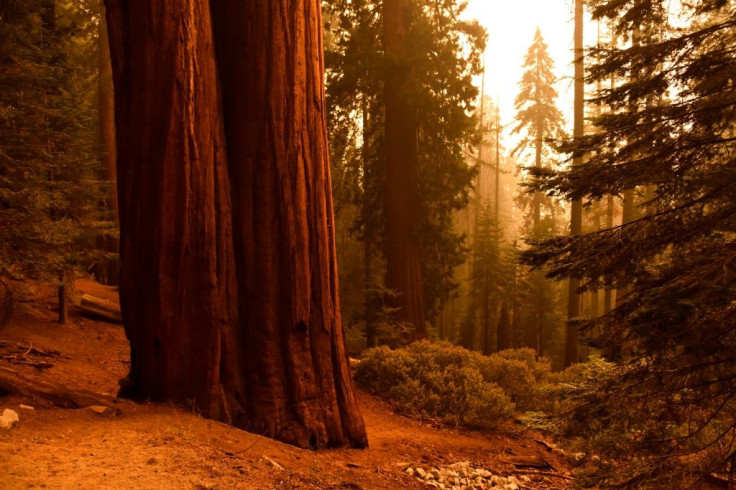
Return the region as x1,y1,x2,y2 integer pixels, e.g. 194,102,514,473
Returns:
355,341,564,429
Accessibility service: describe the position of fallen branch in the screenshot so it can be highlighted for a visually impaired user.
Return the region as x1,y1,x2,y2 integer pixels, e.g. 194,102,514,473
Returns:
512,469,574,481
16,343,60,357
501,456,555,471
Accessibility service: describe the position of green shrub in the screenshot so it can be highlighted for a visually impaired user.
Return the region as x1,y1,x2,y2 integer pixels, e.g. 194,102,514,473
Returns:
356,342,614,432
356,342,571,429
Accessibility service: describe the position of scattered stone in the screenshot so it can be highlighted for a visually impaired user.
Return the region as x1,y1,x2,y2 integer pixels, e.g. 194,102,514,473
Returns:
262,456,284,471
0,408,19,429
19,404,34,411
87,405,114,416
403,462,531,489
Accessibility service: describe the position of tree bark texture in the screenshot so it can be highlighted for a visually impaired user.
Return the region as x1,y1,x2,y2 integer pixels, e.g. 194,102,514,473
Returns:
105,0,367,449
382,0,427,339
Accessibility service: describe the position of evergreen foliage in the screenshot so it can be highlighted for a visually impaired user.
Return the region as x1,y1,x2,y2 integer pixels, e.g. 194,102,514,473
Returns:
512,28,566,360
324,0,486,324
524,0,736,485
0,1,111,279
512,28,566,171
466,198,512,353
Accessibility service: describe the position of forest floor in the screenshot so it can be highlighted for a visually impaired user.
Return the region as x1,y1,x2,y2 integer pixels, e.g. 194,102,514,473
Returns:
0,279,571,489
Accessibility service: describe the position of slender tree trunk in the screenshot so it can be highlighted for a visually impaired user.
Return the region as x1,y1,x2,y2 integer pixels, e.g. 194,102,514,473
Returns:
98,4,116,217
616,13,640,309
590,201,600,318
495,100,501,223
362,96,377,348
95,4,120,286
57,271,67,325
106,0,367,449
496,301,511,351
565,0,584,368
383,0,426,339
603,24,617,322
533,130,542,230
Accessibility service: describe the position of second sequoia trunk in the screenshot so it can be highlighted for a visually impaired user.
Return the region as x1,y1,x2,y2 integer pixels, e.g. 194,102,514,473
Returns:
106,0,367,449
382,0,427,339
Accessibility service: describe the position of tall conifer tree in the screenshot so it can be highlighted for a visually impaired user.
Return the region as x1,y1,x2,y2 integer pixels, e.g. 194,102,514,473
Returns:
525,0,736,484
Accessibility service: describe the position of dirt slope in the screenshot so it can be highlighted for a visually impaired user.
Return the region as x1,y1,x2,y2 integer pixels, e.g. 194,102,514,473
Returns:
0,280,570,489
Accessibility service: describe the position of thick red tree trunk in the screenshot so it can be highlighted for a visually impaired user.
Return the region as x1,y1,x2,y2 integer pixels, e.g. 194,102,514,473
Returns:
105,0,367,448
383,0,427,339
210,0,367,448
105,0,233,416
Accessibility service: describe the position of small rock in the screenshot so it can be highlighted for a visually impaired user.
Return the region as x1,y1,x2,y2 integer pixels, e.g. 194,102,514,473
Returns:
415,467,427,478
520,475,531,483
491,475,505,486
19,405,34,411
0,409,19,429
507,476,520,485
262,456,284,470
405,467,415,476
504,484,519,490
88,405,114,416
480,469,492,478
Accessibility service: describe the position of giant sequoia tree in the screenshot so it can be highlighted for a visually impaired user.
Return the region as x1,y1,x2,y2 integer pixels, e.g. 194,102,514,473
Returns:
105,0,367,449
525,0,736,484
324,0,485,335
383,0,426,338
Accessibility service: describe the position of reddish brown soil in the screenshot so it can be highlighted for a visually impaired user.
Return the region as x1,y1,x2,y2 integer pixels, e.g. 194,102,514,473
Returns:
0,280,571,489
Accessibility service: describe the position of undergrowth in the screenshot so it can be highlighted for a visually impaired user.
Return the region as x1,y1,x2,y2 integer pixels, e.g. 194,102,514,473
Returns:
355,341,604,431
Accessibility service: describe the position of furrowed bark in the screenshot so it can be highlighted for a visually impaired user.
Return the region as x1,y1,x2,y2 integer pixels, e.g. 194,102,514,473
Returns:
211,0,367,448
106,0,367,449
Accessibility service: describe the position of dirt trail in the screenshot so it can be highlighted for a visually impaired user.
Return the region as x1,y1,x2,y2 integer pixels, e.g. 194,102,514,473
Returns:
0,280,570,489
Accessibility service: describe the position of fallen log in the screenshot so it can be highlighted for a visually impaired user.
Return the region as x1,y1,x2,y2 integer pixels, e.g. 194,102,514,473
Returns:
0,365,123,409
79,293,121,323
501,455,556,471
